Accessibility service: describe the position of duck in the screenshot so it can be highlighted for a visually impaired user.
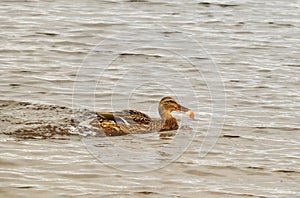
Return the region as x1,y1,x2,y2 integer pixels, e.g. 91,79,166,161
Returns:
89,97,194,136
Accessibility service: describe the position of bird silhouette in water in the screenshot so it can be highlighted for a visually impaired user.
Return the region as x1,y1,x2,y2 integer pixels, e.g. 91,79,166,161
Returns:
90,97,194,136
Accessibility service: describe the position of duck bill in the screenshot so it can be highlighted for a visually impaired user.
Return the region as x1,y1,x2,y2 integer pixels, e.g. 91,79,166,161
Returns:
176,104,195,120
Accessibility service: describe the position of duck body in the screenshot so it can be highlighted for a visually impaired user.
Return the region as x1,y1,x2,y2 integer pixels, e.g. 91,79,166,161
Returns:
90,97,194,136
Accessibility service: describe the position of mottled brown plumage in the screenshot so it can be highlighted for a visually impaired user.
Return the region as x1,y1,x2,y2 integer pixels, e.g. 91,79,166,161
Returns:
90,97,194,136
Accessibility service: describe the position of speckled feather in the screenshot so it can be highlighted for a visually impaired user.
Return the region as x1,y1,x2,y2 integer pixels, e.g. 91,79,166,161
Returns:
96,109,151,125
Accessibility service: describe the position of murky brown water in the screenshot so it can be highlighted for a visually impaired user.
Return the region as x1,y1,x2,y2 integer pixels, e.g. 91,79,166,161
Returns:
1,0,300,197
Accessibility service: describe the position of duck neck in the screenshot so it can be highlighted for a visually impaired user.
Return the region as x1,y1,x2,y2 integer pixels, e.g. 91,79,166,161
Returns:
159,106,172,121
158,106,178,131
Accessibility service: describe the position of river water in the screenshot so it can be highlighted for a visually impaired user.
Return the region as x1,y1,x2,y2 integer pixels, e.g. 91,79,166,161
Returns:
1,0,300,197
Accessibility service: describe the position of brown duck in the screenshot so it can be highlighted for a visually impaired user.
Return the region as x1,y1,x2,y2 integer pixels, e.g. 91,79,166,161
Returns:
90,97,194,136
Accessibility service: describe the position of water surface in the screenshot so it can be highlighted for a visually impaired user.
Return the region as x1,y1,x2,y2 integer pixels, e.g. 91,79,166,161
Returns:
1,0,299,197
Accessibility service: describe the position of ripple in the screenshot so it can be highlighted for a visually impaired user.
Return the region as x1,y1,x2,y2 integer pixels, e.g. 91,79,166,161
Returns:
1,0,300,197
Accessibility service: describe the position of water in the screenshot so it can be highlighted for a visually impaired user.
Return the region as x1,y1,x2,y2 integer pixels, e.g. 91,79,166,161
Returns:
1,0,300,197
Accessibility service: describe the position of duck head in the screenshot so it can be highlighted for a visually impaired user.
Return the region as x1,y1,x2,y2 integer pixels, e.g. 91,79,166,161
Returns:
158,97,194,120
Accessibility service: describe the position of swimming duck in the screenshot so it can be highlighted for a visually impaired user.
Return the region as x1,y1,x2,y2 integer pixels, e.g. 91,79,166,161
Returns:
90,97,194,136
